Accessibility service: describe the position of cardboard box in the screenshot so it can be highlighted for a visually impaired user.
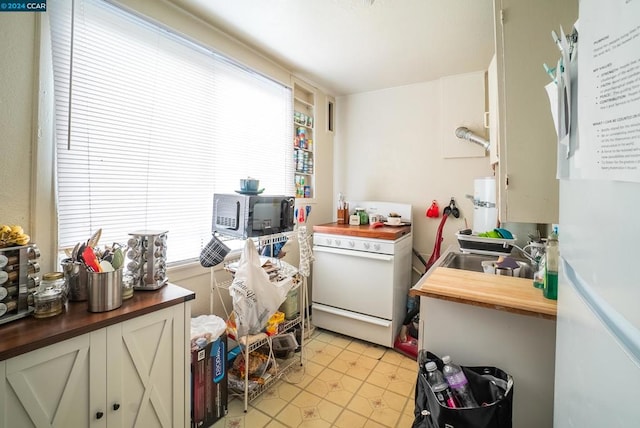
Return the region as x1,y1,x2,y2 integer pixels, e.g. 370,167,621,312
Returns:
191,334,228,428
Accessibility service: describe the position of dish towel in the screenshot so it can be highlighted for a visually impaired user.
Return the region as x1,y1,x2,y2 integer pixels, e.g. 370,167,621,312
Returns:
297,226,314,277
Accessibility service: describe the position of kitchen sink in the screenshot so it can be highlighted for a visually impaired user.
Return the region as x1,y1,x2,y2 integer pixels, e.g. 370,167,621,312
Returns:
438,251,536,279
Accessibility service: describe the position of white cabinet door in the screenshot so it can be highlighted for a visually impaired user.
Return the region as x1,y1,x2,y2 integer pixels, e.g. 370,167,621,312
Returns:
1,331,106,428
493,0,577,224
106,305,186,428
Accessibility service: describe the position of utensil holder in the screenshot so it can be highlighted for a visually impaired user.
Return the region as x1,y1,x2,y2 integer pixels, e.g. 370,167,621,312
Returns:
62,258,88,301
337,209,347,224
87,269,123,312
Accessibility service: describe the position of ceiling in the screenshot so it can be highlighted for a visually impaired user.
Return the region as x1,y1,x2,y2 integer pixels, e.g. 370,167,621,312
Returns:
166,0,496,96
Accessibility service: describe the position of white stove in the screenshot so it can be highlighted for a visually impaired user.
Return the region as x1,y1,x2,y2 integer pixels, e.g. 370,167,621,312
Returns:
312,201,413,347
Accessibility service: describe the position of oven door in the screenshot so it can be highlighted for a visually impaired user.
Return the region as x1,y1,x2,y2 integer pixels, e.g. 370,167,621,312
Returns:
312,246,394,319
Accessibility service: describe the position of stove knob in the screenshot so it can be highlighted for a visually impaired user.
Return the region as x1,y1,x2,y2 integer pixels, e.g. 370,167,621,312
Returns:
363,242,371,250
326,238,332,245
335,239,341,246
373,244,381,251
348,241,355,248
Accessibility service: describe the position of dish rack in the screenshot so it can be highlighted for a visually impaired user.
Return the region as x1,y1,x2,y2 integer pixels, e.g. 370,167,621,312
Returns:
211,231,309,411
456,233,517,256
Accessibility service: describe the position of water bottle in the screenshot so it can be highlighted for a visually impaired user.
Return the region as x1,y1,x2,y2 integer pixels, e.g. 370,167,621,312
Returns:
425,361,458,408
442,355,478,408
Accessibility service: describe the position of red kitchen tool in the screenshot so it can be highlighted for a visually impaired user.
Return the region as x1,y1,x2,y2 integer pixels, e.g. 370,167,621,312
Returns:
426,200,440,218
81,246,102,272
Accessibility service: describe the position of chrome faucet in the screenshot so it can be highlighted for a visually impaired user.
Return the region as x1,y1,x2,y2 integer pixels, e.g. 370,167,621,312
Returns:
503,242,540,268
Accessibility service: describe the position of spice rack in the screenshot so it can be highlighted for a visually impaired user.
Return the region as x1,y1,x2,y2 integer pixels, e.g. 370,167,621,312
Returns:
126,230,168,290
0,244,41,324
294,81,315,199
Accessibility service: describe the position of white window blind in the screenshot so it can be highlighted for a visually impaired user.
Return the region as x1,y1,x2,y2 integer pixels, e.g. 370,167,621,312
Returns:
48,0,294,263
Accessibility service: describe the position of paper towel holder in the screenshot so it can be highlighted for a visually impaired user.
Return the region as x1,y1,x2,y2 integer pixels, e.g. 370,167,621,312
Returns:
455,127,490,152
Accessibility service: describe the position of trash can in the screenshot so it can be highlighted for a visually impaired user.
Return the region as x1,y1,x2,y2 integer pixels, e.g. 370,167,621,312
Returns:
412,351,514,428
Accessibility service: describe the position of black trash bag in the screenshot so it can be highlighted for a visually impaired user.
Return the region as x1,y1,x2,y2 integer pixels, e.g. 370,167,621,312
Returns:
413,351,514,428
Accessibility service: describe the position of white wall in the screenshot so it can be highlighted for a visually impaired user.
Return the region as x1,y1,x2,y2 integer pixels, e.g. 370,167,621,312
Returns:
0,14,36,229
335,77,494,278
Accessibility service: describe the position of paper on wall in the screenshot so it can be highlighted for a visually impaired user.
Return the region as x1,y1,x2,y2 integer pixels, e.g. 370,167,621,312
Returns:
577,0,640,183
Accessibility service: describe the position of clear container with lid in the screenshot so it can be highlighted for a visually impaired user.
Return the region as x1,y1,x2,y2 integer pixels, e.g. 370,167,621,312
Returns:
33,287,63,318
41,271,68,304
122,274,134,300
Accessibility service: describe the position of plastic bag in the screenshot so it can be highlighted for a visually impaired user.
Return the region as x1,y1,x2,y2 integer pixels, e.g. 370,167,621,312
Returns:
190,314,226,351
229,239,294,337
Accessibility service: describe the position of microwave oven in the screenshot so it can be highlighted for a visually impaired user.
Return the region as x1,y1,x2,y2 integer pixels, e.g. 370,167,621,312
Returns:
212,193,296,239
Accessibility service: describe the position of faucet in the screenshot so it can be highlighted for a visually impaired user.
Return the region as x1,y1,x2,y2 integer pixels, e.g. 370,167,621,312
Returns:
504,242,540,268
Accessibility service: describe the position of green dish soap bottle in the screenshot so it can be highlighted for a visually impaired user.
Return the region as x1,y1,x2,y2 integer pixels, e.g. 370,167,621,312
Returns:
544,226,559,300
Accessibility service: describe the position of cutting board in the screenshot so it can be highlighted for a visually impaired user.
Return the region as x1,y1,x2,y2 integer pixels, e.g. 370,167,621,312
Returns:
313,222,411,240
410,267,557,319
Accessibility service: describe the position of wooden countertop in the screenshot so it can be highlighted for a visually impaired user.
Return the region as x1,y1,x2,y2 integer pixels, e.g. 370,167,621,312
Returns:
0,283,195,361
410,267,557,320
313,222,411,240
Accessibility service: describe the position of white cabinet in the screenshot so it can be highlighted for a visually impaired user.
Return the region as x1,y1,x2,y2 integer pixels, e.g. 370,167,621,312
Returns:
491,0,577,224
2,333,96,427
418,296,557,428
1,305,188,428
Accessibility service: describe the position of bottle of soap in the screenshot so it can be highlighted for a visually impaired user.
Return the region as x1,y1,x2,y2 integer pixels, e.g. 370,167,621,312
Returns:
544,226,559,300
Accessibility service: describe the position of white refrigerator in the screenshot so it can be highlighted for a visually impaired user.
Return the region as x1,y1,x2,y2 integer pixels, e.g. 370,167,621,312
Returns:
553,1,640,426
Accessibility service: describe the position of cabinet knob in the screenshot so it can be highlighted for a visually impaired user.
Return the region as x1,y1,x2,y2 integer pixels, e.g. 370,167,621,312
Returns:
113,403,120,411
96,411,104,419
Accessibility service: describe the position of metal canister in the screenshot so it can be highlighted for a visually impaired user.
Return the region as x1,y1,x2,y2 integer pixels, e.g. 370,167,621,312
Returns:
62,258,88,301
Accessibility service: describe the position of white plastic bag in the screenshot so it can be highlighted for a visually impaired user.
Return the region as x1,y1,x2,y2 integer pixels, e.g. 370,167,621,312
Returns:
190,314,226,350
229,239,294,336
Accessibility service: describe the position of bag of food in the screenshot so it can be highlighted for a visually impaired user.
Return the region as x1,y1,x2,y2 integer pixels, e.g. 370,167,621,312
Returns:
229,239,294,337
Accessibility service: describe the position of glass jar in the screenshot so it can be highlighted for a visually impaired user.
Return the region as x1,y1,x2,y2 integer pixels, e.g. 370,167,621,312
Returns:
122,274,134,300
33,288,63,318
41,271,68,304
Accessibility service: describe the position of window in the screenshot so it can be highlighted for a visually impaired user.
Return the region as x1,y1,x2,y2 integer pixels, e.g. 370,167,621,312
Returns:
48,0,294,263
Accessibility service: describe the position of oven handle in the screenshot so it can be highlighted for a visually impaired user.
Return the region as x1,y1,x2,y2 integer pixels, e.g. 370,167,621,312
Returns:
312,246,393,261
312,304,392,327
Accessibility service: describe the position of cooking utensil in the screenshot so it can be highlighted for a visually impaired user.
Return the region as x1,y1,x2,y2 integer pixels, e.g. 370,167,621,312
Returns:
71,242,81,262
87,228,102,248
81,246,102,272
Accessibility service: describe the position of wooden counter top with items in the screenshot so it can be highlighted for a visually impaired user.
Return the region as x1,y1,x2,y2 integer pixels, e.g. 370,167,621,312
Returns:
410,266,557,320
0,282,195,360
313,222,411,240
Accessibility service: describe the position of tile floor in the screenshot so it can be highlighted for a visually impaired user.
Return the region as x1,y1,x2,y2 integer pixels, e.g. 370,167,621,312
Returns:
213,328,418,428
